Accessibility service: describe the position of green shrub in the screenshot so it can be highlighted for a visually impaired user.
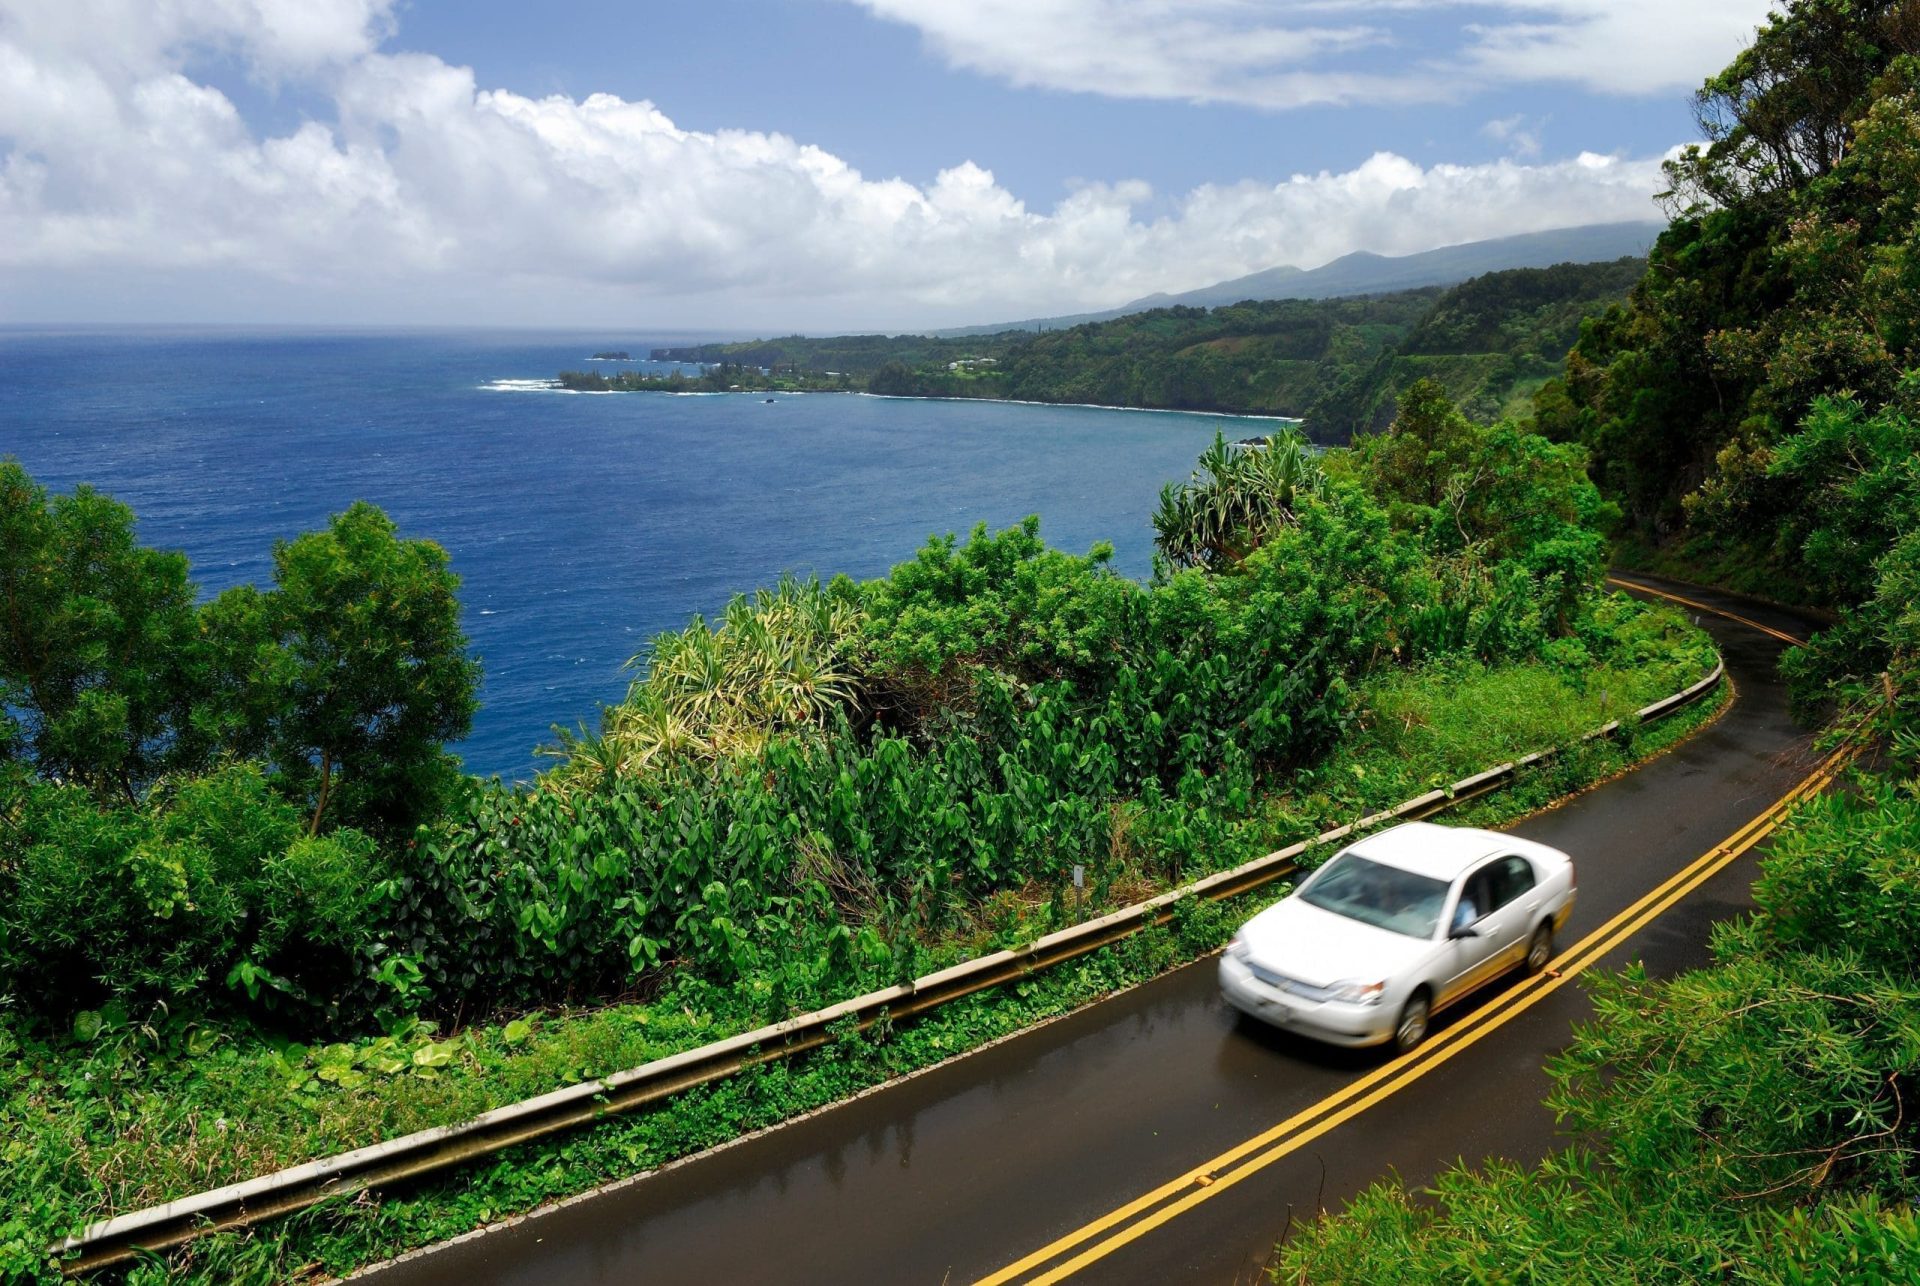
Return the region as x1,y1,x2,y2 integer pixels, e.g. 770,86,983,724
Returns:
0,763,379,1024
858,515,1138,708
1750,780,1920,972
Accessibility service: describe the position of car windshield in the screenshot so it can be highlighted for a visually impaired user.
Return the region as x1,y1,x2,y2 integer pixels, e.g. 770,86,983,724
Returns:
1300,853,1449,940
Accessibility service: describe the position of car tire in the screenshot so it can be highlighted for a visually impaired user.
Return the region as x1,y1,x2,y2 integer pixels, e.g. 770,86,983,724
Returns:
1525,922,1553,975
1392,990,1430,1054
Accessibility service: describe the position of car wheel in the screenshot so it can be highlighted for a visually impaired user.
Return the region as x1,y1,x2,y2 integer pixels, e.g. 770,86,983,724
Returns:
1393,991,1430,1054
1525,922,1553,975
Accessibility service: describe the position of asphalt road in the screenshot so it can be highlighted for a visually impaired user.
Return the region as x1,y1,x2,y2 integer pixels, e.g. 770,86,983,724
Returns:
362,574,1822,1286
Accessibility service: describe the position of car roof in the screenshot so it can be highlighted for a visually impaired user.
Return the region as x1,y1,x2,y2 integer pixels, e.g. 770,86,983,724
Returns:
1343,821,1547,882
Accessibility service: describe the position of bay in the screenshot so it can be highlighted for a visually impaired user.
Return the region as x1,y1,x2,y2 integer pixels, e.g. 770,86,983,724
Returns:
0,327,1286,778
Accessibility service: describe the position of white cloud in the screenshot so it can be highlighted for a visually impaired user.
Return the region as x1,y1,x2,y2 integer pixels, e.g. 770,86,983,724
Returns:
0,1,1674,328
1,0,394,79
850,0,1778,108
848,0,1415,109
1482,114,1544,159
1456,1,1777,95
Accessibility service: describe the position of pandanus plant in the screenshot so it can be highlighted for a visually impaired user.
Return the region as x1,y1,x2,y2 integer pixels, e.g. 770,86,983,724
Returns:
544,575,865,788
1152,429,1327,570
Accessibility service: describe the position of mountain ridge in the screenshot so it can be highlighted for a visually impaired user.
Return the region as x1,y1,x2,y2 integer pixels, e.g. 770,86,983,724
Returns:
930,221,1662,337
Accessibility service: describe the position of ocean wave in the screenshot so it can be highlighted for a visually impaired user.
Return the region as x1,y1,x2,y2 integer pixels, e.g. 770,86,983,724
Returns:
479,379,616,395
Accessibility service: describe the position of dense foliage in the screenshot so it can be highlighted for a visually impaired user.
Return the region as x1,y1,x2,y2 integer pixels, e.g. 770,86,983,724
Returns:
2,371,1647,1048
0,471,476,1024
0,360,1730,1279
1537,1,1920,556
1530,0,1920,698
1,764,379,1022
1278,5,1920,1278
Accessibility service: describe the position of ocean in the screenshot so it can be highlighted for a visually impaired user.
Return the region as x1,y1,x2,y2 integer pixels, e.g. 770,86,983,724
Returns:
0,327,1287,779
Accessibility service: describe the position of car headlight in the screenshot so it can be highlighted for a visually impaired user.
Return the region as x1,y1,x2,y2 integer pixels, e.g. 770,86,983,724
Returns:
1329,979,1386,1005
1226,935,1251,961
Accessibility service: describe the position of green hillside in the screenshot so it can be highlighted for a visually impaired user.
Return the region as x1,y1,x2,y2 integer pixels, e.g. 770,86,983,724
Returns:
645,258,1642,440
1309,257,1647,435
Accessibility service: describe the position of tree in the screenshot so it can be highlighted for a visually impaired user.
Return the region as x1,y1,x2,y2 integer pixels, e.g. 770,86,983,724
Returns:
239,502,479,836
1665,0,1919,211
1151,430,1327,571
1347,378,1477,509
1346,384,1614,629
1549,4,1920,552
0,459,205,799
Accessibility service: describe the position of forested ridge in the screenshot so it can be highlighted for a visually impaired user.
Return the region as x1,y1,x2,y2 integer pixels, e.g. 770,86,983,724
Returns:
644,257,1642,439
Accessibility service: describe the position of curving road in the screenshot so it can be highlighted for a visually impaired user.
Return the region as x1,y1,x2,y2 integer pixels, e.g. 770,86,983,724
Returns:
362,574,1824,1286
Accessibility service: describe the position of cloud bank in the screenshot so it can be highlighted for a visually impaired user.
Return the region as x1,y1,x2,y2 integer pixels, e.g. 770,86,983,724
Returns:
1,0,1680,328
850,0,1779,108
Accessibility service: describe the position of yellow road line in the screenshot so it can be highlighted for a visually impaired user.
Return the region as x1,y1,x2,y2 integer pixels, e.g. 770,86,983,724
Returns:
976,742,1850,1286
1606,576,1807,647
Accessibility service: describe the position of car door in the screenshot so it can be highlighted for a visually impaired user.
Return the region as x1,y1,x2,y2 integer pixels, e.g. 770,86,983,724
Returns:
1437,868,1504,1007
1472,855,1540,981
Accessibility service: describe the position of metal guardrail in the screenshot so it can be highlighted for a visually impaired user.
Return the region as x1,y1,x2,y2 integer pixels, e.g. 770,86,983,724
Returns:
59,657,1725,1274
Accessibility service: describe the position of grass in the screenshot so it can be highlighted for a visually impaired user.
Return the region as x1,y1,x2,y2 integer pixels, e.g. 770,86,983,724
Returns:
8,600,1723,1284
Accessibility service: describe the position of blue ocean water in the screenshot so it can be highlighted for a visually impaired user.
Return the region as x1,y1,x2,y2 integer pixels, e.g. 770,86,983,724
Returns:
0,327,1282,778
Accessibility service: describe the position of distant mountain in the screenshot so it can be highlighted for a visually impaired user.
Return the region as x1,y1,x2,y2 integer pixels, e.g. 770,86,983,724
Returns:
931,222,1663,337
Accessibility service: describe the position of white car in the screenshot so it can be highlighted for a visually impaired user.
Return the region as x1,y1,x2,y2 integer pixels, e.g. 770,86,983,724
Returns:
1219,821,1576,1053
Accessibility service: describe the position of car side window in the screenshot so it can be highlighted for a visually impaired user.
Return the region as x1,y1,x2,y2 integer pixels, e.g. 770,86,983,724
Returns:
1452,870,1492,931
1492,856,1535,910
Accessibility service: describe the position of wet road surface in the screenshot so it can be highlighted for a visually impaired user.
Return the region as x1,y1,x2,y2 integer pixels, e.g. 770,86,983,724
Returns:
361,575,1821,1286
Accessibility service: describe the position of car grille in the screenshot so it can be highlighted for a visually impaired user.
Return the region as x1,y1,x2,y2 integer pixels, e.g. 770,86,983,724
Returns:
1248,963,1337,1002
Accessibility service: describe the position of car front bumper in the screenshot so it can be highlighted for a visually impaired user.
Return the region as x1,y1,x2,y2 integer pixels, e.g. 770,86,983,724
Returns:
1218,955,1395,1048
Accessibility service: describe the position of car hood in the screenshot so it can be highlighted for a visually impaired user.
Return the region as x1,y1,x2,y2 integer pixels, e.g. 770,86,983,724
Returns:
1239,897,1437,986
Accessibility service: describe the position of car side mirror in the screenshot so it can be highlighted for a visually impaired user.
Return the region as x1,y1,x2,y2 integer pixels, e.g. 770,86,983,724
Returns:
1449,925,1480,940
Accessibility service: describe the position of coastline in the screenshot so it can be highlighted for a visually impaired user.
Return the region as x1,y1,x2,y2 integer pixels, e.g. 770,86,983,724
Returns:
487,378,1303,425
859,390,1303,424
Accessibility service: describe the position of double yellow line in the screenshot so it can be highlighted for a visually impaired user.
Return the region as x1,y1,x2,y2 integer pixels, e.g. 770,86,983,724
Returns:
1605,576,1807,647
976,584,1834,1286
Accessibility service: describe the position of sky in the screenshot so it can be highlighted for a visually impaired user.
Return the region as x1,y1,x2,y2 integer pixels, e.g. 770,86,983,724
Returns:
0,0,1779,332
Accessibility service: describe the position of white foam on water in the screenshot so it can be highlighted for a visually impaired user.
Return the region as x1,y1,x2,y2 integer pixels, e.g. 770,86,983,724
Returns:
481,378,565,393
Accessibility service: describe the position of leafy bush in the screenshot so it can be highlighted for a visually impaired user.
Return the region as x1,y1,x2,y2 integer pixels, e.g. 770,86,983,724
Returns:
858,515,1137,703
1150,430,1327,571
1347,380,1616,623
549,575,865,786
1750,781,1920,973
0,763,379,1024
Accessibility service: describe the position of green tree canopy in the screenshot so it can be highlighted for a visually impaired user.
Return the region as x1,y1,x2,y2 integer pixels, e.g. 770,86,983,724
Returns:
1666,0,1919,210
1348,382,1615,620
0,459,205,799
227,501,479,836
